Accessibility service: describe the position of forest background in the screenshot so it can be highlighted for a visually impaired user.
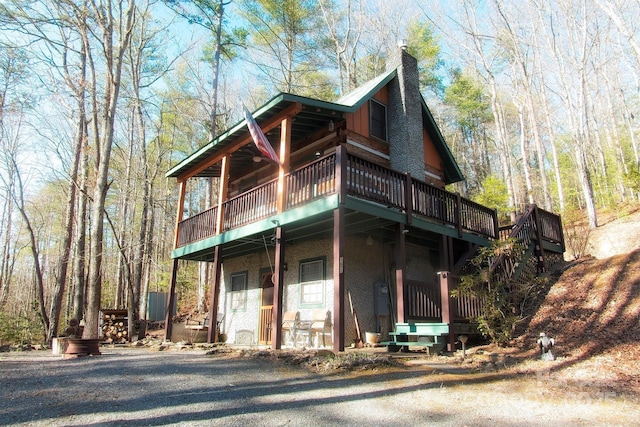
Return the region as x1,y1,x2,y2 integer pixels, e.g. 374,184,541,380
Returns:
0,0,638,344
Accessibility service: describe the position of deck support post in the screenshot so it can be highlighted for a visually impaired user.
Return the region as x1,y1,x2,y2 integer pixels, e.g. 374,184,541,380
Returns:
395,223,407,324
532,205,546,273
405,173,413,225
333,205,345,352
271,227,285,349
438,271,455,352
207,246,222,343
164,259,179,341
455,193,463,238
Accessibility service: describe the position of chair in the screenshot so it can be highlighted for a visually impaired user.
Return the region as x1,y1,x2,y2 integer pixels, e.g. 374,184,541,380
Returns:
281,311,300,347
307,309,332,348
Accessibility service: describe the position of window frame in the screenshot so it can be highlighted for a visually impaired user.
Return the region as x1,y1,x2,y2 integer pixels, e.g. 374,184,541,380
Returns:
369,98,388,142
229,271,248,312
298,257,326,308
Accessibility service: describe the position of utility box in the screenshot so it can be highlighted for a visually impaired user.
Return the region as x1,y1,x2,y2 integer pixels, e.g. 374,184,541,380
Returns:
147,292,175,321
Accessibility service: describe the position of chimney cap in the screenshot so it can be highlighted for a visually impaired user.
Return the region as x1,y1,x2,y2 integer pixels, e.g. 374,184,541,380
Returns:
398,39,408,50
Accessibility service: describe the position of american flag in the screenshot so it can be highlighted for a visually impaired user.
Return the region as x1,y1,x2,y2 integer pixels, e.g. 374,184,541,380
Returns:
243,105,281,165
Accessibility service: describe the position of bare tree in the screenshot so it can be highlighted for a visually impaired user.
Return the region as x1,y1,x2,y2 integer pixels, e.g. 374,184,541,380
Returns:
0,46,27,308
318,0,363,94
83,0,137,339
493,0,552,210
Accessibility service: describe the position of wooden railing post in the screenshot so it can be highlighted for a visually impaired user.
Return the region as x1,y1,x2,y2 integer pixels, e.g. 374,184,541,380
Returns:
216,155,229,233
335,144,347,204
277,116,292,214
405,173,413,225
533,204,546,273
455,193,463,237
557,213,566,253
438,271,455,352
173,180,186,248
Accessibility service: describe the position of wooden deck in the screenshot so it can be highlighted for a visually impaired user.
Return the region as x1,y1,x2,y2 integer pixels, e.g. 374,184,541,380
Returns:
176,151,505,248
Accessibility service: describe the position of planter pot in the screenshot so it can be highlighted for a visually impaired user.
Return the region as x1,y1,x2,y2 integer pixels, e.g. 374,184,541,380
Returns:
65,338,101,357
365,332,381,345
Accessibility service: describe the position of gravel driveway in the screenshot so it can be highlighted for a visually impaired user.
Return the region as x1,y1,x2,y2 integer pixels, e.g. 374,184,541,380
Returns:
1,347,638,426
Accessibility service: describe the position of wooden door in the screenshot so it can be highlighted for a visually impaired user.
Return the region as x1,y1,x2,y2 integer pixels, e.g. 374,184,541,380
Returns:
258,272,274,345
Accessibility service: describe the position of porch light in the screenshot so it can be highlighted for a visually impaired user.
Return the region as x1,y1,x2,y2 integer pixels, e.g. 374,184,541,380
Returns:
366,235,374,246
253,156,262,163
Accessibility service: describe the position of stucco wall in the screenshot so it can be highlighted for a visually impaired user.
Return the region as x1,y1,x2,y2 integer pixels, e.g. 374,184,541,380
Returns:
219,236,334,346
342,235,391,344
217,232,442,347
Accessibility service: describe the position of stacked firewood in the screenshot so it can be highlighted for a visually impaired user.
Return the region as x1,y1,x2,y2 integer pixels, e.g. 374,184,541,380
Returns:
101,313,128,344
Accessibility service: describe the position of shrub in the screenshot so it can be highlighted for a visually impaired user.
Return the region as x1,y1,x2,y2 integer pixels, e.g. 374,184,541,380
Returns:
0,312,40,347
453,239,548,345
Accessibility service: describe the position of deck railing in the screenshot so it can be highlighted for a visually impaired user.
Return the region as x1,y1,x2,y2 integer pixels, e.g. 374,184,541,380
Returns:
538,208,564,246
406,281,441,320
405,277,485,322
346,155,407,209
176,205,218,247
175,151,506,247
223,180,278,231
286,154,336,209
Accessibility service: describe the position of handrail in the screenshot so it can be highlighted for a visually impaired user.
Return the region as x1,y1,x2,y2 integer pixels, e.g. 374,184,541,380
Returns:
176,205,218,247
489,204,537,282
350,153,498,239
223,179,278,231
286,154,336,209
176,152,501,247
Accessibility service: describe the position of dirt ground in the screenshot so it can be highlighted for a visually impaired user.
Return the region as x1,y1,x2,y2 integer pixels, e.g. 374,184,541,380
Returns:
134,207,640,403
3,208,639,426
2,345,639,427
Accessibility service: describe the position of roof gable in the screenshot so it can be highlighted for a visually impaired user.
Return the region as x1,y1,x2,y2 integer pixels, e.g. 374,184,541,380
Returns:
167,67,463,184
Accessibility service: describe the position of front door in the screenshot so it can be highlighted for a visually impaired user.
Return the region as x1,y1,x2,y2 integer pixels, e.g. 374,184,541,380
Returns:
258,272,274,345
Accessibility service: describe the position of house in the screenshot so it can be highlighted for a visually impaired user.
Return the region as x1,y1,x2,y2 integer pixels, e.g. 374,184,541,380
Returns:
164,47,565,352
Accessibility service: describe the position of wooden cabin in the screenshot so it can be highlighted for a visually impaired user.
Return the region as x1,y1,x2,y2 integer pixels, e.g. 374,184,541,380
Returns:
165,48,565,352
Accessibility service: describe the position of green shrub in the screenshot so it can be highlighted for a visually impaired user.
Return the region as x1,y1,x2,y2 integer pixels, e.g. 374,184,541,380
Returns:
453,239,548,345
0,312,40,347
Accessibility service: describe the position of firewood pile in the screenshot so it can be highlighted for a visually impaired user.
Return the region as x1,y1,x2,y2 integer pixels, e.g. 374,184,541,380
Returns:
101,309,129,344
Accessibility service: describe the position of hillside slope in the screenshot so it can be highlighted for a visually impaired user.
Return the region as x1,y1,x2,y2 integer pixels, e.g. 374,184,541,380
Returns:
521,211,640,395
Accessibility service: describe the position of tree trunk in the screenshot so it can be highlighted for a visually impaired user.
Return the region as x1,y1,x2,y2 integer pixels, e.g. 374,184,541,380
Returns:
84,0,136,339
46,105,83,342
72,133,89,325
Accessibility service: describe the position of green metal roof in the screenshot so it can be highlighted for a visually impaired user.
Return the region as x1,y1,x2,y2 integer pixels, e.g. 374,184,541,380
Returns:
166,69,464,184
334,68,397,108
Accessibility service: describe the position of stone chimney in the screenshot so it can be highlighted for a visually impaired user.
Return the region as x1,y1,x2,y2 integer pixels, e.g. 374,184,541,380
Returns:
387,44,425,179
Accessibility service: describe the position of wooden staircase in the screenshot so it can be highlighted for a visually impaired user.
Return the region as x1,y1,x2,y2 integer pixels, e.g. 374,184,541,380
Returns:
383,204,564,352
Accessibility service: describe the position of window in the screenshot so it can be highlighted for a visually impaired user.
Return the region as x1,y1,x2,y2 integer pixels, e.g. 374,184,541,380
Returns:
299,258,325,306
230,272,248,311
370,99,387,141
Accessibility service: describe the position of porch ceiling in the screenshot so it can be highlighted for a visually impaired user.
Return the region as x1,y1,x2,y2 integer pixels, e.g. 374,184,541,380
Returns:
166,94,347,179
179,208,443,262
